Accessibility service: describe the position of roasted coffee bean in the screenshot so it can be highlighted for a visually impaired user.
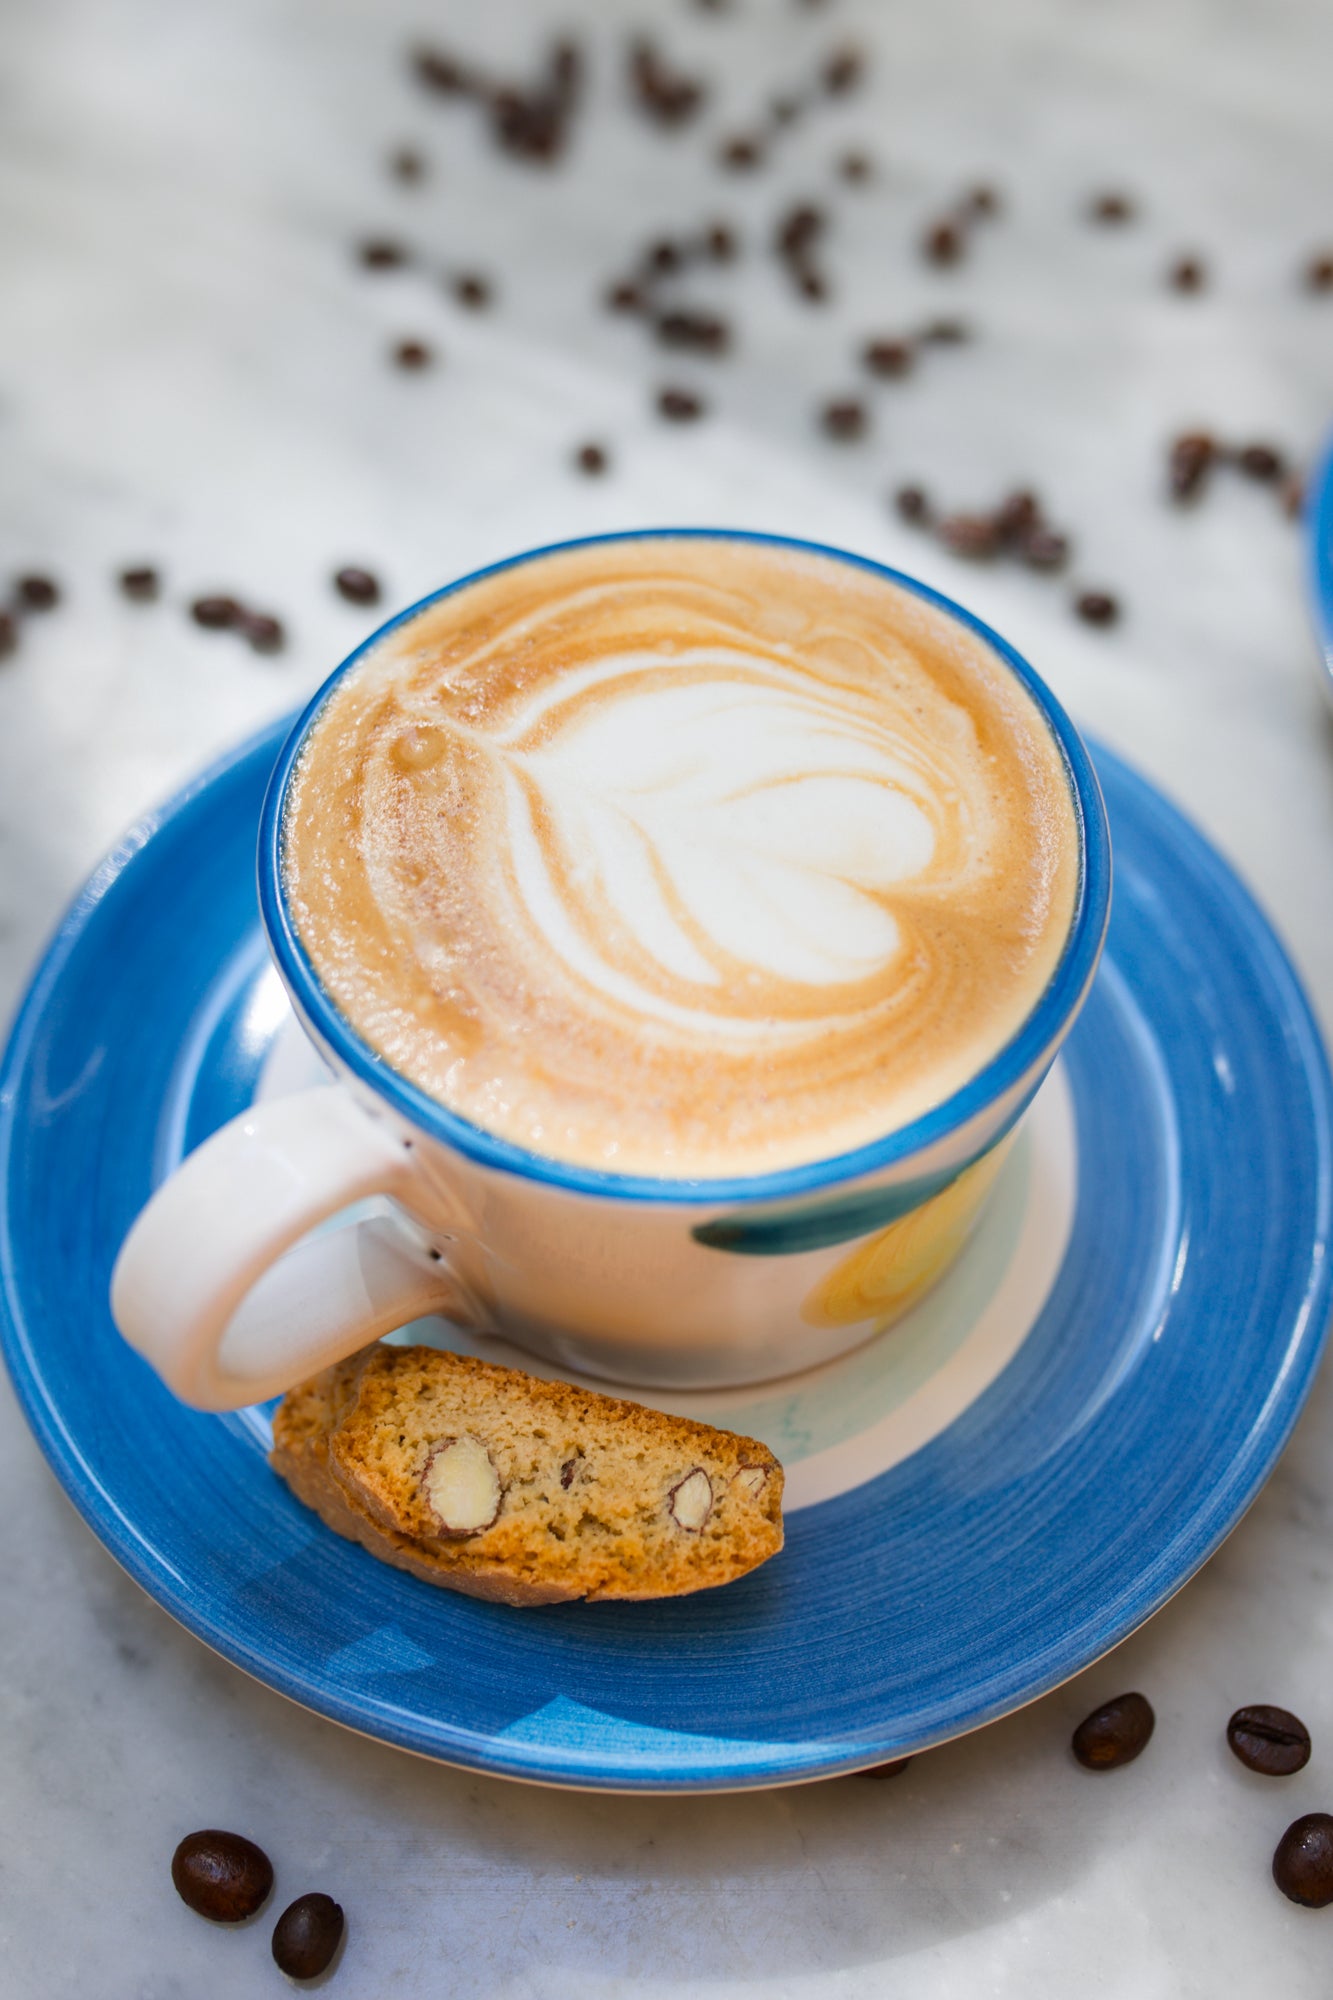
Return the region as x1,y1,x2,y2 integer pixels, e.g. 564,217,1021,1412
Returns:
656,311,730,355
822,46,865,95
966,183,1000,218
1236,443,1285,483
939,513,1001,559
995,490,1040,541
334,567,381,606
1273,1815,1333,1906
16,573,59,610
392,338,433,370
1071,1690,1152,1766
706,222,737,262
629,38,707,128
821,398,867,441
863,338,914,378
919,317,971,345
657,386,704,421
720,135,762,170
1169,431,1215,501
1089,191,1135,224
923,220,963,266
1227,1705,1311,1776
190,594,242,631
839,150,872,184
858,1756,912,1779
575,442,608,475
606,280,645,314
358,238,410,271
271,1893,345,1980
452,272,492,309
648,237,684,274
1306,253,1333,293
1169,255,1206,293
240,613,285,655
119,565,160,602
389,145,426,183
777,204,825,256
413,47,470,95
1022,528,1071,571
0,610,17,659
1074,590,1120,629
172,1829,274,1923
796,267,827,302
894,484,931,525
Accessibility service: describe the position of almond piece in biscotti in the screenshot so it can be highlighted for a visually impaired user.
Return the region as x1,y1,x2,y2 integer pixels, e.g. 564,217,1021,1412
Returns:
668,1467,713,1532
733,1464,769,1501
421,1435,503,1536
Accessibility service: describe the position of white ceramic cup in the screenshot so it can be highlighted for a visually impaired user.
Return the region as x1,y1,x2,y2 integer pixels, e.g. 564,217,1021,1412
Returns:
111,532,1111,1411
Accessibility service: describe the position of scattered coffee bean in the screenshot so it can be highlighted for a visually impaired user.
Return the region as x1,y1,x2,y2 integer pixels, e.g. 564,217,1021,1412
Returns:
1169,255,1206,293
656,310,730,354
858,1756,912,1779
0,610,17,660
1074,589,1120,628
720,135,763,170
452,271,492,309
240,612,285,655
392,338,433,370
171,1830,274,1924
778,204,826,256
919,317,971,344
607,280,645,314
271,1893,345,1981
190,594,243,631
1022,528,1071,571
358,237,410,271
1227,1705,1311,1776
119,565,160,602
334,566,381,606
1071,1691,1153,1766
863,337,914,378
797,268,827,302
648,236,684,275
938,512,1001,559
1168,431,1215,501
16,573,59,611
1273,1814,1333,1907
412,38,583,166
575,442,608,475
1303,252,1333,292
1089,191,1135,224
629,37,707,128
923,219,964,266
839,149,873,184
966,183,1000,218
657,386,704,421
822,46,866,95
412,47,470,95
894,484,932,526
1236,442,1285,483
706,222,737,262
389,145,426,183
821,398,867,441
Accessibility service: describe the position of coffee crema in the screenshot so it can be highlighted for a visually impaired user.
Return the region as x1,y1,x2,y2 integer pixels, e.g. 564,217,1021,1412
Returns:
283,537,1079,1177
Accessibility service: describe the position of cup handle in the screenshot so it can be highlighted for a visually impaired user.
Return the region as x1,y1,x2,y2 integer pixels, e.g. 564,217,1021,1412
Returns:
110,1086,463,1410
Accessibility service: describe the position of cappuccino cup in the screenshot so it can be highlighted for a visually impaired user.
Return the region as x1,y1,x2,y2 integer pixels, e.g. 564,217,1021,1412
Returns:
112,531,1110,1410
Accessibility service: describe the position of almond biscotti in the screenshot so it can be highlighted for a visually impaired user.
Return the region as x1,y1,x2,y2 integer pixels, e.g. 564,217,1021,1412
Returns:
271,1343,784,1606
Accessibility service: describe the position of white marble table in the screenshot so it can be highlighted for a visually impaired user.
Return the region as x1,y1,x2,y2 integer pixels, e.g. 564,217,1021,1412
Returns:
3,0,1333,1992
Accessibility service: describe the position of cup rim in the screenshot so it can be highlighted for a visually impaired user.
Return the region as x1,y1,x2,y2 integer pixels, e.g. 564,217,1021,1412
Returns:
259,528,1112,1206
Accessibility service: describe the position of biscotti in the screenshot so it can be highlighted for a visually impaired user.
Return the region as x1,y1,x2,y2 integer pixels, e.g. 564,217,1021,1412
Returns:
271,1343,784,1606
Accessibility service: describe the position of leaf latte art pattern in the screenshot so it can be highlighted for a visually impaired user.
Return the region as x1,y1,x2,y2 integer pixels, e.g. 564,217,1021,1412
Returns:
285,538,1079,1175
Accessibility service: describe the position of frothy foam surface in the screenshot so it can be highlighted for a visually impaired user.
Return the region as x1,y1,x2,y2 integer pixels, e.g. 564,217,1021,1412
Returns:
283,538,1080,1177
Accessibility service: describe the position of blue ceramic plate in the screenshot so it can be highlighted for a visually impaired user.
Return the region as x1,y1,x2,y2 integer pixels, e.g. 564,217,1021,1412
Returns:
2,718,1330,1792
1308,435,1333,702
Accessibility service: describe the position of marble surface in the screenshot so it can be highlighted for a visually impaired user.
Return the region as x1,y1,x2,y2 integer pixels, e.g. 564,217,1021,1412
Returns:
3,0,1333,1991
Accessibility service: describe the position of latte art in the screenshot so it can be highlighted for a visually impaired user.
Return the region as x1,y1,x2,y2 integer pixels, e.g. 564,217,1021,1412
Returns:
284,538,1079,1176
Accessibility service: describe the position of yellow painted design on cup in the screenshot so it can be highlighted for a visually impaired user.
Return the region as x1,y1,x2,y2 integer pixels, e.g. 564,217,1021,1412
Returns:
802,1140,1013,1330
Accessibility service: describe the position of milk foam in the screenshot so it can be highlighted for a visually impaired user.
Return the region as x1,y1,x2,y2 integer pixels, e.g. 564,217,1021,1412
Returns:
284,538,1079,1176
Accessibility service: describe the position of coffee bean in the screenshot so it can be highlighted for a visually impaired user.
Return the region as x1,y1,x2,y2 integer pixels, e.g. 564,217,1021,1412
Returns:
706,222,737,262
1022,528,1071,571
839,150,873,184
1168,431,1215,501
821,398,867,441
1074,590,1120,629
16,573,59,611
606,280,645,314
858,1756,912,1779
389,145,426,183
1071,1690,1153,1766
240,613,285,655
171,1830,273,1923
966,183,1000,218
939,513,1001,559
575,442,608,475
1089,191,1135,224
392,339,433,370
334,567,381,606
0,610,17,659
1273,1814,1333,1906
720,135,762,170
413,47,470,95
453,272,492,309
358,238,410,271
894,484,931,526
656,310,730,355
190,594,242,631
923,220,963,266
823,47,865,95
271,1893,345,1980
648,237,684,274
995,489,1040,542
119,565,160,601
796,267,828,303
1227,1705,1311,1776
1306,253,1333,292
863,338,914,378
629,38,707,129
657,386,704,421
1169,255,1206,293
1236,443,1285,483
777,204,825,256
919,317,971,345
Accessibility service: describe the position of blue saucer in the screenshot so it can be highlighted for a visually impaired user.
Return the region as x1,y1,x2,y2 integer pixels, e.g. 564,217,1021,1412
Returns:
1309,434,1333,702
2,718,1330,1791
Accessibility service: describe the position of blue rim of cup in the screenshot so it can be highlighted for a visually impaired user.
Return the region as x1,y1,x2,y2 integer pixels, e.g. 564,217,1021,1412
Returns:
258,529,1112,1206
1307,435,1333,703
